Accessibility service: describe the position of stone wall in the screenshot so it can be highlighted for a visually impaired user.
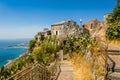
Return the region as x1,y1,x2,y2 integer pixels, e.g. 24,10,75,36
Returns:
104,14,109,30
83,19,104,36
51,20,80,39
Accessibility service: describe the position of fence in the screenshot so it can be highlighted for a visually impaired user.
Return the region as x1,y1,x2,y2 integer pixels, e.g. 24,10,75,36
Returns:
106,50,120,80
7,63,51,80
7,50,62,80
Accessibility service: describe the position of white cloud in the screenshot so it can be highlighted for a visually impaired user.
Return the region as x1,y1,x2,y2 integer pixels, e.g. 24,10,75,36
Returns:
0,26,43,39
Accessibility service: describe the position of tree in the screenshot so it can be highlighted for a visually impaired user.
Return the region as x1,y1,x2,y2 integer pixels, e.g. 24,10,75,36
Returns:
63,33,97,55
28,39,36,52
106,0,120,40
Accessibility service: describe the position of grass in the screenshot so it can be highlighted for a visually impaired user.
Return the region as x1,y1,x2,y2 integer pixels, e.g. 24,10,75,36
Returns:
107,40,120,46
96,26,120,48
71,52,105,80
71,53,93,80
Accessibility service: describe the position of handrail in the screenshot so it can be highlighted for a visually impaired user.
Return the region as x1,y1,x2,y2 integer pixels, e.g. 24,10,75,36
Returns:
7,63,51,80
54,63,61,80
49,60,61,80
106,51,120,80
7,50,62,80
107,50,120,52
7,63,34,80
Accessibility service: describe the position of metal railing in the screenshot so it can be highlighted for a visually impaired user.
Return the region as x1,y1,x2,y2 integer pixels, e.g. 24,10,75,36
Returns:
7,63,51,80
48,60,61,80
7,50,62,80
106,50,120,80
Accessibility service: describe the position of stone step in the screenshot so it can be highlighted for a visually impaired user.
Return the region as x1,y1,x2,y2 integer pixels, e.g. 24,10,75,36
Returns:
107,72,120,80
114,68,120,72
60,65,74,71
57,60,76,80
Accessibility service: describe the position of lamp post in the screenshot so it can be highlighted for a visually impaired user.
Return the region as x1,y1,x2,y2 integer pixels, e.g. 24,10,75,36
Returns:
80,18,82,27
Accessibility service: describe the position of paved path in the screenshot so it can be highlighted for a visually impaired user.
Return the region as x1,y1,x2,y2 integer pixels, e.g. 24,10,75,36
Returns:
57,60,76,80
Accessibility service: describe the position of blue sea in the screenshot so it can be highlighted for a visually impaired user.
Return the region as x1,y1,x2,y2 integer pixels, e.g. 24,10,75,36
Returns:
0,39,30,67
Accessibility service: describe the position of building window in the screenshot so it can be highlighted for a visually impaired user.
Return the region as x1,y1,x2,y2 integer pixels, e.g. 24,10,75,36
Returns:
47,31,51,35
56,31,58,35
90,24,93,29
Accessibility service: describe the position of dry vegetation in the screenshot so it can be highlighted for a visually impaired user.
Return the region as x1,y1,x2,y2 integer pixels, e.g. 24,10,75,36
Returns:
71,53,93,80
71,50,106,80
107,40,120,46
96,26,120,49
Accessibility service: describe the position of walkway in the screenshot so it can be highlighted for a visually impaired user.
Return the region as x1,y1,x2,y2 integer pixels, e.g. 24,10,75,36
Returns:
57,60,77,80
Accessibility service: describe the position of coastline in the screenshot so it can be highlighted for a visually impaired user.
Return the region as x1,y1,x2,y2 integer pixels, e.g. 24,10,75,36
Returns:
0,46,28,49
4,49,28,68
0,39,29,67
7,46,28,49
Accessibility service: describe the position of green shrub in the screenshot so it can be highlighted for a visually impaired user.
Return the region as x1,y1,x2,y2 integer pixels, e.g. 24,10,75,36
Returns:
106,0,120,40
28,39,36,52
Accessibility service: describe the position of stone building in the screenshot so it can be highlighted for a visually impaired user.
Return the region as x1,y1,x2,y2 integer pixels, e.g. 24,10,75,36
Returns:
35,28,51,46
83,19,104,36
104,13,110,30
42,28,51,37
35,20,82,44
51,20,80,39
104,14,109,22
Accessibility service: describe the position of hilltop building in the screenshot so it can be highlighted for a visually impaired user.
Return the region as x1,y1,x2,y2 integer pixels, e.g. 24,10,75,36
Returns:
35,18,108,44
104,14,109,22
51,20,81,38
34,20,82,45
83,19,104,36
35,28,51,43
104,13,110,30
42,28,51,37
51,20,81,39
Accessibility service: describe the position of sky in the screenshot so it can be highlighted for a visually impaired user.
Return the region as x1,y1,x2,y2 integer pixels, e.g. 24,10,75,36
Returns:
0,0,116,39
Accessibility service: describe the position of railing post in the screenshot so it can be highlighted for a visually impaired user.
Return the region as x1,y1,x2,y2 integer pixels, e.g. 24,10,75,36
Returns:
60,50,63,61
